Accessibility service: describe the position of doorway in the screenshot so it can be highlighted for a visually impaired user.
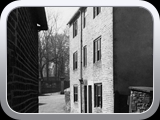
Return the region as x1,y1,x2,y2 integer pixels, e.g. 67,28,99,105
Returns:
84,85,87,113
88,85,92,113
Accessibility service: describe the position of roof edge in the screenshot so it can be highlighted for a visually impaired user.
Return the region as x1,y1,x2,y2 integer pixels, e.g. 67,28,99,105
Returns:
67,7,87,25
35,7,48,30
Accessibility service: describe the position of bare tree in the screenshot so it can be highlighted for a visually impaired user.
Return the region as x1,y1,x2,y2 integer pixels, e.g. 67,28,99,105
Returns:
38,9,69,82
38,9,55,81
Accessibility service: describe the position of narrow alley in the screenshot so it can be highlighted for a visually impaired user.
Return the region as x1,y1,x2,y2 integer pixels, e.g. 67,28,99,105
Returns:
39,92,66,113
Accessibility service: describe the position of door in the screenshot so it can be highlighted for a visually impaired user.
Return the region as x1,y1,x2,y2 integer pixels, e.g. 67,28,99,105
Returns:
84,85,87,113
88,85,92,113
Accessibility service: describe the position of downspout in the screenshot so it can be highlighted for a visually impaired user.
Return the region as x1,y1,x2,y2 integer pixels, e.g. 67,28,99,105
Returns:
79,9,83,113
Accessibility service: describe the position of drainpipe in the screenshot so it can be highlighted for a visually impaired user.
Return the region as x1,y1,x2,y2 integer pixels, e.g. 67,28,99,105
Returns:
79,9,83,113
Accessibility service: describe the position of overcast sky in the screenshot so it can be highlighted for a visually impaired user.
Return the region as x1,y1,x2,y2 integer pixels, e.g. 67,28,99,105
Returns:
45,7,79,33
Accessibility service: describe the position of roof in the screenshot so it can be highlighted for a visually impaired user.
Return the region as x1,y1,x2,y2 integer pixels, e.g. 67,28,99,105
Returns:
67,7,87,25
129,86,153,93
31,7,48,30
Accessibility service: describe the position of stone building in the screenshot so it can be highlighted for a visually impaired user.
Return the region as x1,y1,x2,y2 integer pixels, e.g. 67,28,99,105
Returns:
67,7,153,113
7,7,48,113
68,7,113,113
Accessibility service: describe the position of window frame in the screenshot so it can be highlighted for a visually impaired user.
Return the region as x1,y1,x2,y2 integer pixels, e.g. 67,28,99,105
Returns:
73,51,78,70
73,20,78,38
93,7,101,19
93,36,101,63
94,83,102,108
83,8,87,28
73,85,78,102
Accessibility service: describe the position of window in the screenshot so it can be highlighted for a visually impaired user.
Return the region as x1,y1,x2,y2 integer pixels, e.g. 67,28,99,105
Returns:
94,83,102,108
73,51,78,70
93,7,101,18
73,85,78,102
73,20,78,38
83,8,87,28
83,45,87,67
93,36,101,63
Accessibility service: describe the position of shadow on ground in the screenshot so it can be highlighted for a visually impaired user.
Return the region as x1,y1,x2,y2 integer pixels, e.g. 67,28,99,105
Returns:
39,91,61,96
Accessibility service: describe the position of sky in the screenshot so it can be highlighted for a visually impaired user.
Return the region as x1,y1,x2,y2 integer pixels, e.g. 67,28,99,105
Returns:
45,7,79,33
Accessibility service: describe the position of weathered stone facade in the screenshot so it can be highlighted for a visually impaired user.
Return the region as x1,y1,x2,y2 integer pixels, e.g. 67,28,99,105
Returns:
68,7,113,113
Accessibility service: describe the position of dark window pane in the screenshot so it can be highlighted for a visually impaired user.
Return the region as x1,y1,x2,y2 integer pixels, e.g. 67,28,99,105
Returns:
97,50,99,61
76,20,78,36
73,51,78,70
74,86,75,101
99,38,101,60
73,22,74,37
97,7,101,15
83,47,85,66
83,11,86,28
76,52,77,69
96,7,99,15
93,7,95,18
93,37,101,63
94,84,97,107
73,53,74,70
85,47,87,66
97,96,100,106
75,95,77,101
76,61,77,69
95,40,97,62
74,86,78,102
98,85,101,96
93,41,95,63
93,7,101,18
73,20,78,38
101,84,102,108
83,46,87,66
97,38,100,50
94,83,102,107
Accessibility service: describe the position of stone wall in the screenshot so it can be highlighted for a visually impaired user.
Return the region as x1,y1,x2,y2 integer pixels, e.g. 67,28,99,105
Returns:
69,7,114,113
64,88,71,113
69,8,82,113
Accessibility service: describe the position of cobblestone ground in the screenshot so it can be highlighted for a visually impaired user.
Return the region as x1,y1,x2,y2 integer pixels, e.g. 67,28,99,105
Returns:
39,92,66,113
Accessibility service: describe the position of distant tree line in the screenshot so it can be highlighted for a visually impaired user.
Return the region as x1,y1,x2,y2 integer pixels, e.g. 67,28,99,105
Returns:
38,11,69,82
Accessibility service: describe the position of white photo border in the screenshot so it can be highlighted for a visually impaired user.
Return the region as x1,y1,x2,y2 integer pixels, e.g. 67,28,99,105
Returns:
0,0,159,120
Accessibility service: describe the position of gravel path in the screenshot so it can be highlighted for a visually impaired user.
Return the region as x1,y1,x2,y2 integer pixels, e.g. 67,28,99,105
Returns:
39,92,66,113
